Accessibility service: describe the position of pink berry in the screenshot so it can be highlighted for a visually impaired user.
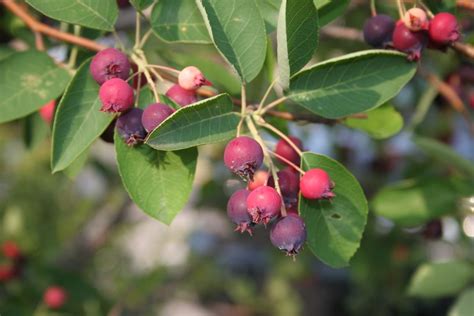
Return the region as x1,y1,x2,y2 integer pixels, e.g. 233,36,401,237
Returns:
247,170,269,191
247,186,282,225
90,48,130,85
178,66,211,90
99,78,134,113
39,100,56,124
2,241,21,259
224,136,264,181
166,84,198,107
403,8,428,31
43,286,67,309
429,13,460,45
141,103,175,133
270,214,306,257
227,189,253,235
275,136,303,167
300,168,335,200
392,22,427,61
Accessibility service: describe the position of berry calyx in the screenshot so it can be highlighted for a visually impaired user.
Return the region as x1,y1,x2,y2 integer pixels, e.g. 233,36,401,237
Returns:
141,103,175,133
227,189,253,235
270,214,306,257
224,136,264,181
363,14,396,48
392,22,427,61
178,66,211,90
247,170,269,191
300,168,335,200
275,136,303,167
116,108,147,146
39,100,56,124
166,84,198,107
429,13,460,45
43,286,67,309
247,186,282,225
403,8,428,31
98,78,134,113
90,48,131,85
2,241,21,259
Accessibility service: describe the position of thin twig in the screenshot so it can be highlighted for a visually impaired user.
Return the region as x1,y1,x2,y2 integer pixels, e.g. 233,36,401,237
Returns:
148,64,181,75
257,78,279,113
257,118,303,157
34,31,45,51
269,151,305,175
261,96,288,114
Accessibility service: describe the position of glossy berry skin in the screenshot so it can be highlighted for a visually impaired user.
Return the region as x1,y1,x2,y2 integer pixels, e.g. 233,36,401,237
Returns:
403,8,428,31
363,15,395,48
429,13,460,45
141,103,175,133
99,78,134,113
247,186,282,225
227,189,253,235
116,108,147,146
270,214,306,257
392,22,427,61
90,48,130,85
224,136,264,181
39,100,56,124
268,168,299,199
178,66,211,90
300,168,335,200
247,170,269,191
166,84,198,107
275,136,303,167
43,286,67,309
2,241,21,259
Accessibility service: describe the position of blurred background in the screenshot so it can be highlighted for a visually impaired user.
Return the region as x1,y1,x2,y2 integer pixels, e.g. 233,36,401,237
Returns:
1,0,474,315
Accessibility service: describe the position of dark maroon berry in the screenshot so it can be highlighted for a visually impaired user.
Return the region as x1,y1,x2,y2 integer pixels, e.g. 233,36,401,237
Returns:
99,78,134,113
363,15,396,48
100,119,117,143
166,84,198,107
270,214,306,257
116,108,147,146
90,48,130,85
268,167,300,204
224,136,264,181
275,136,303,167
227,189,253,235
422,219,443,240
300,168,335,200
141,103,175,133
247,186,281,225
392,22,427,61
429,13,460,45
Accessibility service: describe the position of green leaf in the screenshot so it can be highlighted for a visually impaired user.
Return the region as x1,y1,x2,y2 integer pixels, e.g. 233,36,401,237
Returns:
115,134,197,224
300,153,368,268
63,148,89,179
314,0,349,26
23,113,50,150
256,0,281,34
414,136,474,178
151,0,211,43
146,94,239,151
197,0,267,83
288,50,417,119
277,0,319,88
27,0,118,31
130,0,154,11
448,288,474,316
0,51,69,124
51,59,114,173
344,104,403,139
407,261,473,298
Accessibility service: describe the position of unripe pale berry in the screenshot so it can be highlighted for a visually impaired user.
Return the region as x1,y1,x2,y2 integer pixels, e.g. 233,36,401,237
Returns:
363,14,396,48
403,8,428,31
275,136,303,167
43,286,67,309
166,84,198,107
270,214,306,257
247,186,282,225
247,170,269,191
178,66,211,90
224,136,264,181
141,103,175,133
116,108,147,146
429,13,460,45
39,100,56,124
300,168,335,200
99,78,134,113
227,189,253,235
90,48,130,85
392,22,427,61
2,241,21,259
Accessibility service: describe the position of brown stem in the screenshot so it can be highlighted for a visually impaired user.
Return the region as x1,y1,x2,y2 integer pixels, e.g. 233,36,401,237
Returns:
451,42,474,60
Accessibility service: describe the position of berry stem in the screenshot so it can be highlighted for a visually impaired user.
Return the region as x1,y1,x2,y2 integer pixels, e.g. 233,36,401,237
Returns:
396,0,405,19
370,0,377,16
67,25,81,70
134,12,141,50
131,52,160,102
148,64,181,75
237,84,248,137
256,78,279,113
256,117,303,157
268,151,305,175
139,29,154,48
260,96,288,114
418,1,434,18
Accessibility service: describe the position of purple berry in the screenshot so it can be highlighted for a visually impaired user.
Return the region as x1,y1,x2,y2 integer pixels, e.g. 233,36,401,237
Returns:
227,189,253,235
99,78,134,113
363,15,396,48
429,13,460,45
141,103,175,133
116,108,147,146
166,84,198,107
224,136,264,181
90,48,131,85
392,22,427,61
270,214,306,257
268,167,300,201
247,186,282,226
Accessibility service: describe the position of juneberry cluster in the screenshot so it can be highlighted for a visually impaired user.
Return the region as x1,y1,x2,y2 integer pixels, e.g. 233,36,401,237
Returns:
89,48,210,146
363,8,460,61
224,135,335,257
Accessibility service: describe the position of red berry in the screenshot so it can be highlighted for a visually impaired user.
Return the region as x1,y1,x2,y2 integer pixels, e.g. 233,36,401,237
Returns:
275,136,303,167
429,13,460,45
141,103,175,133
178,66,211,90
247,170,269,191
392,22,427,61
224,136,264,181
99,78,134,113
0,264,14,282
116,108,147,146
300,168,335,200
43,286,67,309
227,189,253,235
90,48,130,85
363,14,396,48
270,214,306,257
403,8,428,31
247,186,282,225
2,241,21,259
39,100,56,124
166,84,198,107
